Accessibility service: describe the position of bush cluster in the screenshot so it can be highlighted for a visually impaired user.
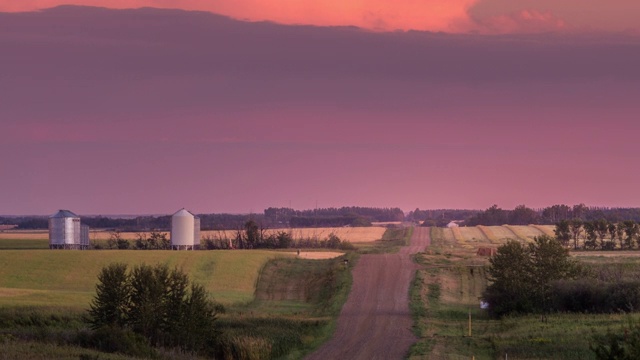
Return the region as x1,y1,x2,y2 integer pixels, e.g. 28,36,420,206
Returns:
87,263,220,356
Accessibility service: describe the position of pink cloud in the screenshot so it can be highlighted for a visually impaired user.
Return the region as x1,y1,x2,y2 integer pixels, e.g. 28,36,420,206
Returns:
473,9,569,34
0,0,480,32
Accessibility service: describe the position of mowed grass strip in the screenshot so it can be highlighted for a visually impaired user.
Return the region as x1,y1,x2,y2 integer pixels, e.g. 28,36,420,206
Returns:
0,239,49,249
0,250,288,307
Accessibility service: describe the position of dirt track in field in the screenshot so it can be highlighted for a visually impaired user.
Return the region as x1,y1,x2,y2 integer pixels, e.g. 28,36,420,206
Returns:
306,227,430,360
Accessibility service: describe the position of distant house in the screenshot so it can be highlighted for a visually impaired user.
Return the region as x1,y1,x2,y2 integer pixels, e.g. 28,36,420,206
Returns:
0,224,18,231
446,221,460,228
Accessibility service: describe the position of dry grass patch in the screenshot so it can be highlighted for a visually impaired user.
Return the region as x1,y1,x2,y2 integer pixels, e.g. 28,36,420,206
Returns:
0,231,48,240
295,251,344,260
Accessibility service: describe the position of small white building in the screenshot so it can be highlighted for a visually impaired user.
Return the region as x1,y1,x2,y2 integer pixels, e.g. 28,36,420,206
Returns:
49,210,89,250
171,208,200,250
446,221,460,228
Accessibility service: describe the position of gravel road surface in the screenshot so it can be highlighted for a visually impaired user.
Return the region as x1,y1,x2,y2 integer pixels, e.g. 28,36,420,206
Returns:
306,227,431,360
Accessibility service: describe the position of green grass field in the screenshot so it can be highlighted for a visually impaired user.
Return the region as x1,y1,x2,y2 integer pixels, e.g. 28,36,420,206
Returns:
0,239,49,249
0,250,289,307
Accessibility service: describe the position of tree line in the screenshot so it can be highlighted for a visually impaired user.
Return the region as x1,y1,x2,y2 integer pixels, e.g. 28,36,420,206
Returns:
463,204,640,226
99,220,355,251
555,219,640,250
2,206,404,230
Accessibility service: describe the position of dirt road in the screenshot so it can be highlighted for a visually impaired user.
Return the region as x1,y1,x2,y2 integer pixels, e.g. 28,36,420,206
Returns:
306,227,430,360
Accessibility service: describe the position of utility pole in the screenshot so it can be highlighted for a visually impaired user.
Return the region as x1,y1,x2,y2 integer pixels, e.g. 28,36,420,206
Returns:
468,308,472,337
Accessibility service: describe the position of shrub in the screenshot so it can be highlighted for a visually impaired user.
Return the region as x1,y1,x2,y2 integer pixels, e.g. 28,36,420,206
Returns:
87,263,220,354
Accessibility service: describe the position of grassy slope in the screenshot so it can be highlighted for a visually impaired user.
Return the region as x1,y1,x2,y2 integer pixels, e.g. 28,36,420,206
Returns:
0,250,287,307
410,227,640,360
0,252,354,360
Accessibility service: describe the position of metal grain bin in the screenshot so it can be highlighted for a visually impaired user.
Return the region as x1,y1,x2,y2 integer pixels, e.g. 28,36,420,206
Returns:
49,210,81,249
171,208,200,250
81,224,90,249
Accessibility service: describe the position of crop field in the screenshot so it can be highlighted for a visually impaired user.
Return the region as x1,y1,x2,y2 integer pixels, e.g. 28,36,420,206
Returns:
436,225,556,251
0,226,386,244
0,250,289,308
505,225,546,240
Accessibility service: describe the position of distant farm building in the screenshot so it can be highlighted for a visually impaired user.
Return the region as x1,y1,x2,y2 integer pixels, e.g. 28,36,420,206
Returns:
0,224,18,230
171,209,200,250
476,247,497,257
446,221,460,228
49,210,89,250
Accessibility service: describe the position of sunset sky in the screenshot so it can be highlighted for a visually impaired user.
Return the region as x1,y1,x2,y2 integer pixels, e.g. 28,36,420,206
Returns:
1,1,639,215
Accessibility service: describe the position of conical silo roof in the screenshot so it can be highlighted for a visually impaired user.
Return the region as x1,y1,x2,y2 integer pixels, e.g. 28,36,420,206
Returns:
172,208,198,218
50,210,79,218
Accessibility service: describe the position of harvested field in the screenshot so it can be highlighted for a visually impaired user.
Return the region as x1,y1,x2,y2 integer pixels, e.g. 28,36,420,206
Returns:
477,226,500,243
505,225,545,241
0,231,48,240
457,227,488,248
440,227,457,244
485,226,520,241
0,227,386,244
532,224,556,237
296,251,344,260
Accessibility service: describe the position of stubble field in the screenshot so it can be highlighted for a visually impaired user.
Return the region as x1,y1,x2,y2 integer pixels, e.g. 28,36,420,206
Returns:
0,226,386,245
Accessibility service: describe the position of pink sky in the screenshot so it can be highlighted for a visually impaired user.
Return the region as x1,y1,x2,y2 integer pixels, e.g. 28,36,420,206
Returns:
1,6,640,215
0,0,638,33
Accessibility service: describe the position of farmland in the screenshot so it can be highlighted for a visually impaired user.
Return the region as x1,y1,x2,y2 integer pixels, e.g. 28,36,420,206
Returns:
435,225,555,249
0,226,386,249
409,226,640,359
0,226,397,359
0,250,287,307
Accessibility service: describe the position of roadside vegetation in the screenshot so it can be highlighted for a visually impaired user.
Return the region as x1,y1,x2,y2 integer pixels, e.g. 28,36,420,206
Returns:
356,226,413,254
410,228,640,359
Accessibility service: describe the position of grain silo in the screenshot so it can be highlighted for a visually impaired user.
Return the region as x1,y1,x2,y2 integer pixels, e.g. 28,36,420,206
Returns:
171,209,200,250
49,210,87,250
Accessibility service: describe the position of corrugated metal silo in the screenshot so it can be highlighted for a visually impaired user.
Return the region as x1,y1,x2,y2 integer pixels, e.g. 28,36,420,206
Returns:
49,210,81,249
81,224,90,249
171,209,200,250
